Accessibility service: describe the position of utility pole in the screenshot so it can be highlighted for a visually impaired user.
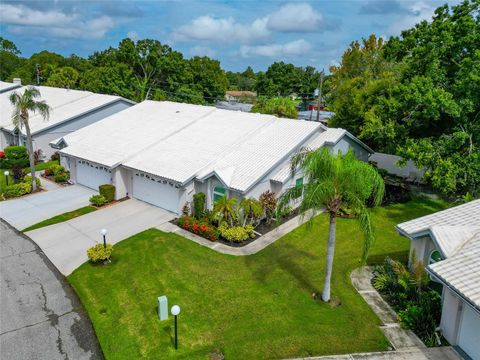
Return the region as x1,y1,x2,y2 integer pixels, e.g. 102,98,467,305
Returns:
315,69,324,123
35,64,40,85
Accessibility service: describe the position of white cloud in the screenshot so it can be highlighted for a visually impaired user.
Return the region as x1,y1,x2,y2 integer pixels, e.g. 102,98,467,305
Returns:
127,31,139,41
240,39,311,58
173,15,269,44
0,3,119,39
189,45,217,58
267,3,323,33
388,1,435,35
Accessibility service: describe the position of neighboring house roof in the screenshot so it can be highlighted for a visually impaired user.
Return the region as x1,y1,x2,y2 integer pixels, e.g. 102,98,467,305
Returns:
398,200,480,311
225,91,256,98
427,231,480,311
215,101,253,112
0,85,133,135
0,81,21,94
58,101,373,193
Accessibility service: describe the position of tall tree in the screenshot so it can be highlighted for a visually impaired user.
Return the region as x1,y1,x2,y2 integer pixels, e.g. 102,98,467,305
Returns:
278,148,384,301
9,88,50,192
252,97,298,118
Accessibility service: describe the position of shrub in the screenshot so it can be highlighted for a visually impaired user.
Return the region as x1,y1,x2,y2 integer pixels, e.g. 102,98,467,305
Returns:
54,172,70,183
245,224,255,238
87,244,113,263
178,215,219,241
90,194,107,207
218,222,250,242
4,182,31,198
24,175,41,189
193,192,206,219
240,198,263,226
99,184,115,202
33,149,43,164
181,202,191,216
11,164,25,181
3,146,29,169
50,151,60,161
259,190,277,224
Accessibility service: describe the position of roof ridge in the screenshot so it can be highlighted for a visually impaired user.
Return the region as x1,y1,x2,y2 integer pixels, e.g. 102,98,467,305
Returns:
452,229,480,255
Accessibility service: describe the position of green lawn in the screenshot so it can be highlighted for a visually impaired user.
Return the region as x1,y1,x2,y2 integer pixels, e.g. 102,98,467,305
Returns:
22,206,97,232
0,160,59,192
68,197,449,360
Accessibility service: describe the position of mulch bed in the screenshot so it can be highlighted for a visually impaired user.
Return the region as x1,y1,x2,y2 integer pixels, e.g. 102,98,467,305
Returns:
171,208,300,248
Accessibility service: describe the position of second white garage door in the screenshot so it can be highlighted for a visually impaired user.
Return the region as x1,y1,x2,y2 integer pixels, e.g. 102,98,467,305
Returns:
458,304,480,360
132,173,180,213
76,160,112,190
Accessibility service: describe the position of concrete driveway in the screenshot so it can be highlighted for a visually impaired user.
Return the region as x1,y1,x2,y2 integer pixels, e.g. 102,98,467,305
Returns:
26,199,175,275
0,185,96,230
0,220,103,360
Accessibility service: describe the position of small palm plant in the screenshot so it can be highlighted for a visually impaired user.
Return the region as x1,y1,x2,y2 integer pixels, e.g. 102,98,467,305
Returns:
9,87,50,192
278,147,384,302
212,195,238,227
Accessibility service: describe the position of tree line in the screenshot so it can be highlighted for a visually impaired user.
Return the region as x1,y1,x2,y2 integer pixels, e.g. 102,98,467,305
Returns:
0,0,478,197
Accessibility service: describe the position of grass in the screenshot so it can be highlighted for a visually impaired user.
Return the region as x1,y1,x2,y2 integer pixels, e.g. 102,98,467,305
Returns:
68,197,449,360
22,206,97,232
0,160,59,192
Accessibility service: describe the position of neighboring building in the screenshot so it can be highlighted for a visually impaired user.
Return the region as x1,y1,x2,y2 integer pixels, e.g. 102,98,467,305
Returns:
369,152,424,182
0,80,21,94
225,90,256,102
215,101,253,112
54,100,373,214
396,200,480,359
0,83,135,159
297,110,335,124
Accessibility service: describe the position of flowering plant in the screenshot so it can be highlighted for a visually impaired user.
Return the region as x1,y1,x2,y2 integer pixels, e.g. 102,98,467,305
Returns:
177,216,219,241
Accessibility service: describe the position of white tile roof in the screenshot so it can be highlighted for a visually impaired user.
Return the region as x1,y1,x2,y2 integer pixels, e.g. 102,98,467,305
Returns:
428,231,480,310
60,100,371,192
396,199,480,236
0,81,21,93
0,85,126,135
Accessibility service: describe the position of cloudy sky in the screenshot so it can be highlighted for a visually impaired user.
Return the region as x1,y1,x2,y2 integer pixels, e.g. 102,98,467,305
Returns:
0,0,460,72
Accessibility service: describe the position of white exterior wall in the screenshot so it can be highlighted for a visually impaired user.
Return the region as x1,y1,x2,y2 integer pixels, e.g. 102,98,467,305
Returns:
409,235,436,266
330,137,370,161
113,167,132,200
440,288,463,345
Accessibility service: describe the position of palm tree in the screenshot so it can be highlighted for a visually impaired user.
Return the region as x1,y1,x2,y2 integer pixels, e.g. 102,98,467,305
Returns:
212,195,238,227
9,87,50,192
278,147,384,302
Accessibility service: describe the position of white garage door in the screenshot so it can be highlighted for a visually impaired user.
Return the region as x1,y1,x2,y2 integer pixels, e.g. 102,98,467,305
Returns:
76,160,111,190
458,304,480,360
132,172,179,213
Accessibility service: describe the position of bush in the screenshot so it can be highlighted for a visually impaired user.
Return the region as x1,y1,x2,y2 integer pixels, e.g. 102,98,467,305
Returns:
178,215,219,241
45,164,65,176
4,182,31,198
50,152,60,161
24,175,41,188
99,184,115,202
87,244,113,263
54,172,70,183
259,190,277,224
193,192,206,219
245,224,255,238
3,146,29,169
219,222,249,242
90,194,107,207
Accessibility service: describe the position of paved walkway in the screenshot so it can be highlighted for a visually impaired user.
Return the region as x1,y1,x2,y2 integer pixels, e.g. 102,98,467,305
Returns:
0,220,103,360
158,209,321,255
0,185,95,230
26,199,175,275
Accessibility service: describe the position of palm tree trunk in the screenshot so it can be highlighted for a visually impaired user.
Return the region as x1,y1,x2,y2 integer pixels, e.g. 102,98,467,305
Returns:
23,120,37,192
321,212,337,302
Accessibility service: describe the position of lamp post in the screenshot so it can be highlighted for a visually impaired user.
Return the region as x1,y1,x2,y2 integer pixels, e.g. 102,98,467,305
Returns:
171,305,181,350
100,228,107,249
4,170,9,187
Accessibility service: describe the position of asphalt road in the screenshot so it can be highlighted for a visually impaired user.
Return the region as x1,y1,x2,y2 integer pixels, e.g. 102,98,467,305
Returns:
0,220,103,360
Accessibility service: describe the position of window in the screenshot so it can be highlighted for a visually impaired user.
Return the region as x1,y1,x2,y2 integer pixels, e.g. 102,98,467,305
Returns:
428,250,442,265
213,186,226,202
295,177,304,187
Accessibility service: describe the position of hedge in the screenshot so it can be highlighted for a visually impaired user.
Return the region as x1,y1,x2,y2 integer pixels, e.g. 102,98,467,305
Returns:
99,184,115,202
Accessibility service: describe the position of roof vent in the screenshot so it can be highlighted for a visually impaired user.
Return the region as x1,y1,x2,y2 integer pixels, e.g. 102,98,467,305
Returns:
13,78,22,85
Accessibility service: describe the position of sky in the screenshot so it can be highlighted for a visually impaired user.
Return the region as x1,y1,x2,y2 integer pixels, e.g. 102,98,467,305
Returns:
0,0,461,72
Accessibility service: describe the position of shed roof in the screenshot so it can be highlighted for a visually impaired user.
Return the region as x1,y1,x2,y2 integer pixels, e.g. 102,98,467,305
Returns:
0,85,130,135
59,100,372,192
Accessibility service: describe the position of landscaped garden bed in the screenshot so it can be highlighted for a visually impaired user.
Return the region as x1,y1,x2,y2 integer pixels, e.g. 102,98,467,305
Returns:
68,196,449,359
171,190,299,247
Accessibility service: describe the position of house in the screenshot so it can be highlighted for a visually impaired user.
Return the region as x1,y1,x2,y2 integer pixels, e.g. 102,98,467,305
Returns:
297,110,335,124
53,100,373,214
215,101,253,112
396,200,480,359
0,82,135,159
225,90,257,103
369,152,424,182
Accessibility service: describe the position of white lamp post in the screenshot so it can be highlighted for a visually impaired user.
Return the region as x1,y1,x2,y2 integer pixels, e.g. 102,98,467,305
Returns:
4,170,9,187
171,305,181,349
100,228,107,249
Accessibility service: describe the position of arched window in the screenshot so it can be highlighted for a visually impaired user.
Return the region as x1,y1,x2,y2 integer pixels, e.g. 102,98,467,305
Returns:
213,186,226,202
429,250,443,265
